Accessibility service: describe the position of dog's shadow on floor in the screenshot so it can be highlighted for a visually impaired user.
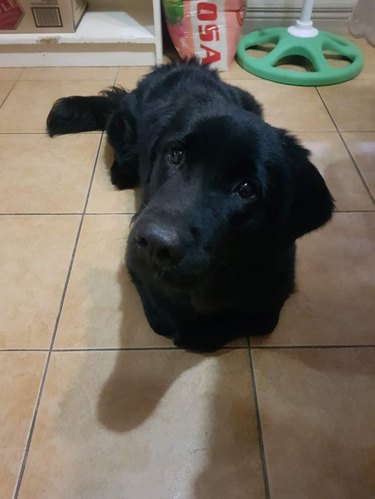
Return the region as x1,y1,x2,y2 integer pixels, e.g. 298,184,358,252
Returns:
95,144,203,432
94,265,262,495
93,143,263,494
95,265,205,434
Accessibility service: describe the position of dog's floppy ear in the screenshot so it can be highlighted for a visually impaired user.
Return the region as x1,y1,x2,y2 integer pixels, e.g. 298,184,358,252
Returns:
280,131,334,242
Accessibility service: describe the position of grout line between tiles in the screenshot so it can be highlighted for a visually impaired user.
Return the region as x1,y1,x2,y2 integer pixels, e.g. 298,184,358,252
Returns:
53,347,179,352
0,212,83,216
0,349,49,352
52,345,248,352
0,212,136,216
334,210,375,213
0,129,352,135
4,129,375,135
19,78,118,82
2,344,373,353
12,216,85,499
247,340,271,499
339,134,375,206
20,77,117,82
12,352,50,498
1,209,374,217
250,344,375,350
0,131,103,135
13,133,105,499
0,79,18,110
17,68,26,80
315,87,375,207
335,130,375,133
85,212,136,215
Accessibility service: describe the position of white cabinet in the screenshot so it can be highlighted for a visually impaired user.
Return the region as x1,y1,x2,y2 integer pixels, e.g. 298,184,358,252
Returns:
0,0,163,67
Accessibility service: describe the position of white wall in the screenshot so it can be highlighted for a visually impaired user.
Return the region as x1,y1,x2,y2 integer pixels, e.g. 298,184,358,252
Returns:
246,1,356,8
244,0,356,33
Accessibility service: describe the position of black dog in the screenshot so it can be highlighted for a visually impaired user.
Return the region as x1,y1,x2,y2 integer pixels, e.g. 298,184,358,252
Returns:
47,60,334,352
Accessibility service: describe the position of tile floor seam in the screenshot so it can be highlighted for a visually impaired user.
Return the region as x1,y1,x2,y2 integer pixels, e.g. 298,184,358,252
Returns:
0,213,136,216
12,214,85,498
312,84,337,130
2,345,374,353
20,78,119,82
247,341,271,499
18,78,118,82
13,133,105,498
0,349,49,352
12,350,54,496
2,209,375,217
0,68,25,82
53,347,179,352
315,87,375,207
46,131,105,352
113,73,125,87
0,79,18,110
2,129,369,134
250,344,375,350
0,212,83,216
17,68,25,81
334,130,375,133
0,132,103,135
81,132,106,215
50,346,249,352
339,132,375,206
85,212,136,215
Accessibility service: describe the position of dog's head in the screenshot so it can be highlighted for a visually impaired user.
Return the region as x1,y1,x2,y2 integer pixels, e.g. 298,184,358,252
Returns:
127,109,334,290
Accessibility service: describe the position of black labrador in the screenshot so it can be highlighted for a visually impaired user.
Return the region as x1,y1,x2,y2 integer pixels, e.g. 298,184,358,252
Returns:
47,60,334,352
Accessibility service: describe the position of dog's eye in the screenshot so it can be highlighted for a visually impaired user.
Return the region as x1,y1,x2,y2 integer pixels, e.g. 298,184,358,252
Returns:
168,146,184,166
236,181,258,202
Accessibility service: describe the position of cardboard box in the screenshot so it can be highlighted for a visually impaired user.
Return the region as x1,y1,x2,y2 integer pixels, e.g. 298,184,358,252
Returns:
0,0,87,33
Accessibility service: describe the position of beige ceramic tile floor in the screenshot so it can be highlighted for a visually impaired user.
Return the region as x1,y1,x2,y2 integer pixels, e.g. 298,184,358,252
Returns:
0,39,374,498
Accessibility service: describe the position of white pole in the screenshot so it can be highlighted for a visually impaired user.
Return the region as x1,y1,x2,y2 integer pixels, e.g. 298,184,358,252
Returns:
288,0,318,37
299,0,314,24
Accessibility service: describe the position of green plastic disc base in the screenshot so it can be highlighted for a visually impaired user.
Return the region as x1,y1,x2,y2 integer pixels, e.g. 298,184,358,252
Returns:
236,27,364,86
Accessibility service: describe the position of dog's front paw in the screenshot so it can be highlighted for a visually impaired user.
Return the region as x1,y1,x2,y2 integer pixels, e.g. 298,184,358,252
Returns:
46,97,73,137
173,337,225,353
173,329,233,353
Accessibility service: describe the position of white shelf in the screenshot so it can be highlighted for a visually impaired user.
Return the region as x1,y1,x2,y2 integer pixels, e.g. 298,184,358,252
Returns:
0,1,163,67
0,11,155,45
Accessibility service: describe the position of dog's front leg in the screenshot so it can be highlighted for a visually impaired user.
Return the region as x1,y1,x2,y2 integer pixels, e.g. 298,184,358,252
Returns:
172,314,244,352
173,308,282,353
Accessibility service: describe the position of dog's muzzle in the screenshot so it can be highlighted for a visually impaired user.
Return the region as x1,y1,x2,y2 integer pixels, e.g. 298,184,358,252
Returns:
134,222,185,269
127,215,211,290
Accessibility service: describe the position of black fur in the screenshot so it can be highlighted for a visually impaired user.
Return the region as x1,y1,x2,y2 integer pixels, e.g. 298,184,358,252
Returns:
47,60,334,352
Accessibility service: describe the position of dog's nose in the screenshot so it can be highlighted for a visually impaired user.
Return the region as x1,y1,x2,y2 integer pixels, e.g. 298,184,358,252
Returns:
135,224,184,267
